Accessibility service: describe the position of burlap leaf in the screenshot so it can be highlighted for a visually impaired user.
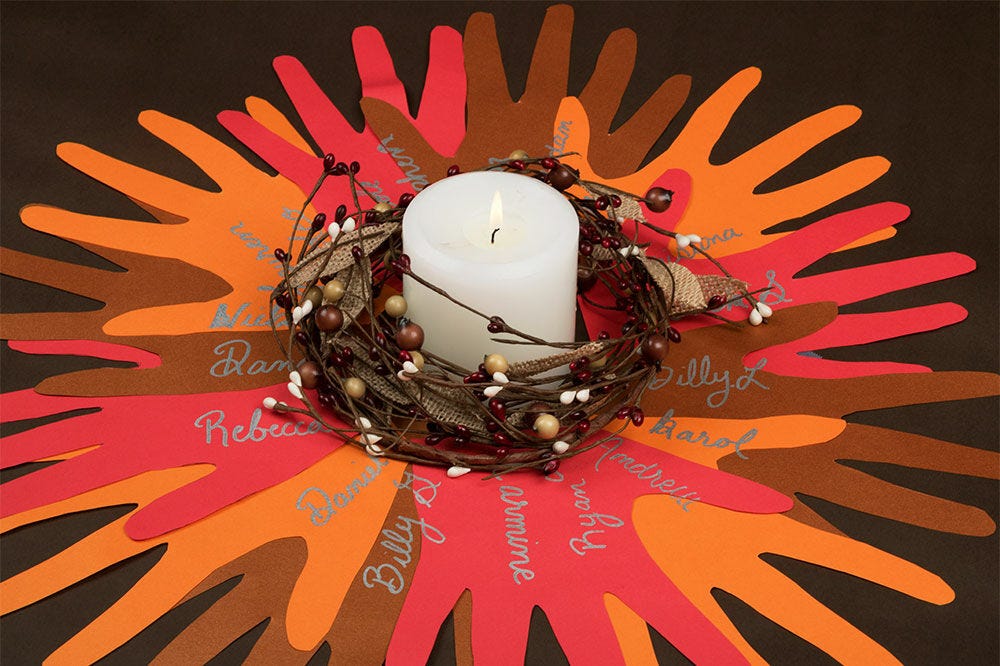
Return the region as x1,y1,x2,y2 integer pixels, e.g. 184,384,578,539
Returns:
335,260,372,323
642,257,747,315
287,222,399,290
507,340,607,378
343,339,491,436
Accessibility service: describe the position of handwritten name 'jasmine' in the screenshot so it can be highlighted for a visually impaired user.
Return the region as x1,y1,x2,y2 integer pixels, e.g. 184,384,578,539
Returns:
500,485,535,584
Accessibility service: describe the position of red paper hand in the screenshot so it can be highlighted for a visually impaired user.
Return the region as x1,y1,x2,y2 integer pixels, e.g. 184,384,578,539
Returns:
0,385,339,539
217,28,464,214
385,436,790,665
582,201,975,379
361,4,691,182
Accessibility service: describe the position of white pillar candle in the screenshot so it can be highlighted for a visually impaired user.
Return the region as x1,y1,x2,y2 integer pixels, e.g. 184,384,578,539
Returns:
402,171,579,372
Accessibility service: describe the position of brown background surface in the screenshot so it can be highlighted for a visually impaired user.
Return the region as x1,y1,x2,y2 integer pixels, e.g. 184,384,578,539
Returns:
1,1,997,664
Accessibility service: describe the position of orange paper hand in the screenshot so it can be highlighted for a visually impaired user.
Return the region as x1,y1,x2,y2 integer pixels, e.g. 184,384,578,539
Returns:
18,111,311,337
1,447,406,665
634,497,954,664
556,67,893,256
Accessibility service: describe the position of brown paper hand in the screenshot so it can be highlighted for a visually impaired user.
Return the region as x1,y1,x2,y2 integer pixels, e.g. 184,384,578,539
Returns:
361,4,690,182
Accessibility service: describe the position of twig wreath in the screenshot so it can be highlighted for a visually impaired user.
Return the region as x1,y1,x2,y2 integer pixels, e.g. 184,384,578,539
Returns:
265,152,770,477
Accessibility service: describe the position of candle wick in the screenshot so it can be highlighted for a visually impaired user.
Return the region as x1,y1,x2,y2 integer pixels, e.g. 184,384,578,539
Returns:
491,228,500,244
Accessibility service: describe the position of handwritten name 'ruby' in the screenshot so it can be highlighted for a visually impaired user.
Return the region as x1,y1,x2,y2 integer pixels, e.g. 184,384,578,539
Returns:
568,478,624,556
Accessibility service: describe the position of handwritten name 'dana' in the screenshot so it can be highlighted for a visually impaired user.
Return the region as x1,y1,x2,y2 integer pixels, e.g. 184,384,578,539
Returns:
210,338,292,378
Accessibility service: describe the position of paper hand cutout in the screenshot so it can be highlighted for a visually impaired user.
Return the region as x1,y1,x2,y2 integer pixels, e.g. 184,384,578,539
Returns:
217,31,459,213
638,301,999,419
624,413,998,538
581,202,975,380
1,447,406,665
153,483,420,665
361,4,691,183
634,496,954,664
556,67,894,256
2,245,227,339
16,111,311,337
386,436,790,665
718,423,999,537
5,333,289,397
0,385,340,539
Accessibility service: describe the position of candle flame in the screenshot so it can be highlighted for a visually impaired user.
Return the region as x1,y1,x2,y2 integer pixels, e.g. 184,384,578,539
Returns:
489,190,503,244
